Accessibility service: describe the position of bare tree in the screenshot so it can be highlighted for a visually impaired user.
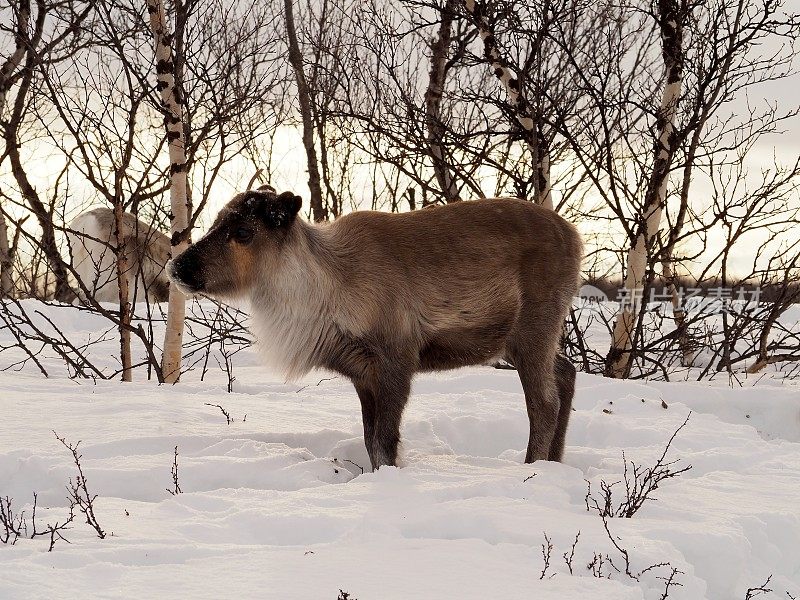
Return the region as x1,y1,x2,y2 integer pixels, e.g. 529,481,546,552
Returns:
146,0,190,383
2,0,286,383
605,0,692,378
0,0,93,302
284,0,327,222
598,0,800,378
424,0,461,202
458,0,554,208
38,0,171,380
3,0,799,388
319,0,570,209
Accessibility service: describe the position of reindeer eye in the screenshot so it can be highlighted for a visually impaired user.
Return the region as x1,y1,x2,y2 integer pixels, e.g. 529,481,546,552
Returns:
232,226,255,244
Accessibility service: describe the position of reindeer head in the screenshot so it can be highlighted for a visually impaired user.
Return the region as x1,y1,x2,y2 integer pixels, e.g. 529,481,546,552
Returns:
167,186,303,299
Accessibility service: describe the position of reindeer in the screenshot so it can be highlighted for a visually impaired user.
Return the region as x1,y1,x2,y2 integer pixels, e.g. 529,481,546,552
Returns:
168,187,582,470
68,208,171,303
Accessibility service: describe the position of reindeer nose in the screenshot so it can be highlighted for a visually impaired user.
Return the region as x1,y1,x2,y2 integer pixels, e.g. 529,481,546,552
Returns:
169,249,205,292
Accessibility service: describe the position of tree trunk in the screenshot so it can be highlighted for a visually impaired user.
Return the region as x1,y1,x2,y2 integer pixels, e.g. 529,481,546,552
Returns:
112,202,133,381
6,142,76,302
1,1,85,303
660,0,747,370
146,0,190,384
460,0,552,209
606,0,686,378
661,259,693,365
4,60,75,302
284,0,327,222
425,0,460,202
0,207,13,297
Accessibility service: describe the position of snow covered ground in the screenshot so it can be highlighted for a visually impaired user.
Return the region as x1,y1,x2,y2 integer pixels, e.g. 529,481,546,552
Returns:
1,301,799,599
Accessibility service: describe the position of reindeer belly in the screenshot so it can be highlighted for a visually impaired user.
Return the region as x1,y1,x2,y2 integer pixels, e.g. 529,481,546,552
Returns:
417,298,518,371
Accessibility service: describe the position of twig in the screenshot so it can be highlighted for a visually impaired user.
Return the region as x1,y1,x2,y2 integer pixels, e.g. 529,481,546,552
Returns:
563,531,580,575
588,552,607,578
540,532,553,579
205,403,233,424
598,510,634,579
3,493,75,551
30,492,75,552
295,376,338,393
587,413,693,518
0,495,24,544
657,567,684,599
166,445,182,495
54,431,105,539
746,575,773,599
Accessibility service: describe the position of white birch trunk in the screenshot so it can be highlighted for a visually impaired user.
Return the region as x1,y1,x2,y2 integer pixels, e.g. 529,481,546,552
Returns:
146,0,189,384
607,2,684,378
461,0,553,209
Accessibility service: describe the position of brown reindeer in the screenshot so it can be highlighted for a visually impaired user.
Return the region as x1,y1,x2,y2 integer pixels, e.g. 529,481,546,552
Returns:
168,188,582,470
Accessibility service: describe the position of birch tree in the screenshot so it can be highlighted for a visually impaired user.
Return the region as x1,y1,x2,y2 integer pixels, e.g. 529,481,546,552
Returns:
2,0,284,380
599,0,798,378
458,0,553,208
605,0,690,378
146,0,190,383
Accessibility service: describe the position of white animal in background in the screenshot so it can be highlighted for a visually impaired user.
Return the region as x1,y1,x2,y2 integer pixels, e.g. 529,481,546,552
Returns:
67,208,172,303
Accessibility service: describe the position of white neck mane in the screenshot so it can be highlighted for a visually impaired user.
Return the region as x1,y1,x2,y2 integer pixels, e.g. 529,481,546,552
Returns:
247,222,340,381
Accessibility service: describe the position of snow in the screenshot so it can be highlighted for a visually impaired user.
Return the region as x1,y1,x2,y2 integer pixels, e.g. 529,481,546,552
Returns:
1,300,799,599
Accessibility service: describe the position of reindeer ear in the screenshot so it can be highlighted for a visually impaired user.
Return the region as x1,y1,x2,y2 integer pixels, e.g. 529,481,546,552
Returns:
263,192,302,229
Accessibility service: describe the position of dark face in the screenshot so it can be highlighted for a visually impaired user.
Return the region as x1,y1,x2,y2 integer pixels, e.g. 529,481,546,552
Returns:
167,188,303,298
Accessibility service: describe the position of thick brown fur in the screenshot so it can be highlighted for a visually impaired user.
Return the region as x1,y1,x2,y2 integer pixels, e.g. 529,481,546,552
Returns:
169,189,583,470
